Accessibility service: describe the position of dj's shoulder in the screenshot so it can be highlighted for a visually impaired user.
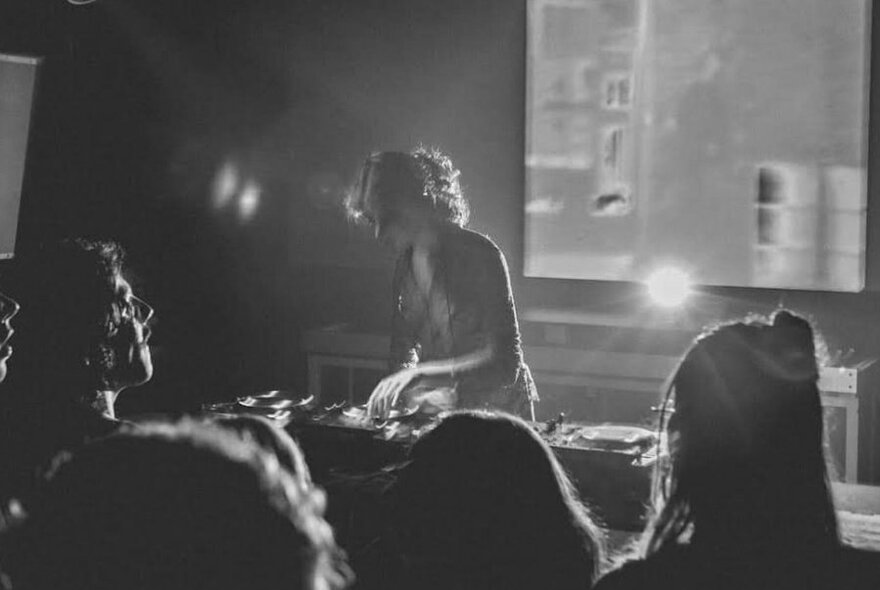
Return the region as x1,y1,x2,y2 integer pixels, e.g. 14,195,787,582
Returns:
444,227,504,259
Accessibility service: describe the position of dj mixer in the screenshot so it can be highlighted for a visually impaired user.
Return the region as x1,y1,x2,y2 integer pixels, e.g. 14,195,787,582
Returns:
203,390,657,530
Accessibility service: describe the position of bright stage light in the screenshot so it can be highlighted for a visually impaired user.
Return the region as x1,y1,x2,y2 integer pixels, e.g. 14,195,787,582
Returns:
645,267,693,308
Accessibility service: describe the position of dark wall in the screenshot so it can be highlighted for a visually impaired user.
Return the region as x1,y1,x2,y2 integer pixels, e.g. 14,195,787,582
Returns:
0,0,878,426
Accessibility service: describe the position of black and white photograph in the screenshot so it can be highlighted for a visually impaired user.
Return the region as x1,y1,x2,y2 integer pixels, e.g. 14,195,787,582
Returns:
0,1,878,589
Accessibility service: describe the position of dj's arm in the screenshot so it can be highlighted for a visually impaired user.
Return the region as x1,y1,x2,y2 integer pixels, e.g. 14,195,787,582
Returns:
408,344,494,378
452,240,523,390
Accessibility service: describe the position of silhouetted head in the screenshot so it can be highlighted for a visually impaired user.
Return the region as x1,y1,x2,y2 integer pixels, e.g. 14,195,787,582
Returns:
5,239,154,401
390,410,603,589
346,147,469,251
647,310,838,555
2,419,350,590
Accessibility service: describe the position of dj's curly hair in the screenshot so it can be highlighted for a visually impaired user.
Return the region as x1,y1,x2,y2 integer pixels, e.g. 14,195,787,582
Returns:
346,146,470,228
409,146,470,226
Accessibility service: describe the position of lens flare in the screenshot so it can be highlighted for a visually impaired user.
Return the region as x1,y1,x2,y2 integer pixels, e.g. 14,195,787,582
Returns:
211,160,239,210
645,267,692,308
238,181,261,222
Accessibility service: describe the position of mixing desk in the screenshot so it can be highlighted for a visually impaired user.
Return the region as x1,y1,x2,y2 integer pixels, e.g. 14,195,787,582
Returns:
203,391,657,530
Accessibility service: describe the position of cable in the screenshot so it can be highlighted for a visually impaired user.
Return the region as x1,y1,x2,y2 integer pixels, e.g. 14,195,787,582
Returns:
67,0,98,5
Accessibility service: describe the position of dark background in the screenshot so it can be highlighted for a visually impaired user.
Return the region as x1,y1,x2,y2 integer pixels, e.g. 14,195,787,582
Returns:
0,0,879,474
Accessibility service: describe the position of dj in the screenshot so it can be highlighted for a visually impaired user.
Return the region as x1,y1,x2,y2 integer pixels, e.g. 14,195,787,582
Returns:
347,148,537,419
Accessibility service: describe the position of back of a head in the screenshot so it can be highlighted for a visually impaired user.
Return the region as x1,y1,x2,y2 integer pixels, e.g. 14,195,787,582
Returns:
3,420,349,590
648,310,838,555
677,310,822,462
211,415,312,487
391,410,601,588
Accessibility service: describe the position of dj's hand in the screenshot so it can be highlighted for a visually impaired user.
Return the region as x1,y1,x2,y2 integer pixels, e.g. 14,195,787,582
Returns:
367,367,419,419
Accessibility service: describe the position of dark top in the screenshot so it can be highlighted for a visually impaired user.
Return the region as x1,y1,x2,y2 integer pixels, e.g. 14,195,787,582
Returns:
0,398,123,508
390,226,537,414
596,544,880,590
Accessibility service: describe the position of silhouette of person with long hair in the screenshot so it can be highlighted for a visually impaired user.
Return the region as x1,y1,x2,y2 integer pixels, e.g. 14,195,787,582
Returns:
597,310,880,589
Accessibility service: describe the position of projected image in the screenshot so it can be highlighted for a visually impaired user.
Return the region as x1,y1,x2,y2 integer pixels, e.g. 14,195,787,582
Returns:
525,0,870,291
0,54,39,260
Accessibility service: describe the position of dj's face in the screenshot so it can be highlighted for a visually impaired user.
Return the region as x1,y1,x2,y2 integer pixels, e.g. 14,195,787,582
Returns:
362,165,410,252
0,291,20,384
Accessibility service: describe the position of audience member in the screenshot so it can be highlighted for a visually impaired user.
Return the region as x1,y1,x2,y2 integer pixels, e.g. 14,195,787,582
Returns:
386,410,604,590
0,238,154,505
0,291,19,384
596,310,880,590
0,419,351,590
